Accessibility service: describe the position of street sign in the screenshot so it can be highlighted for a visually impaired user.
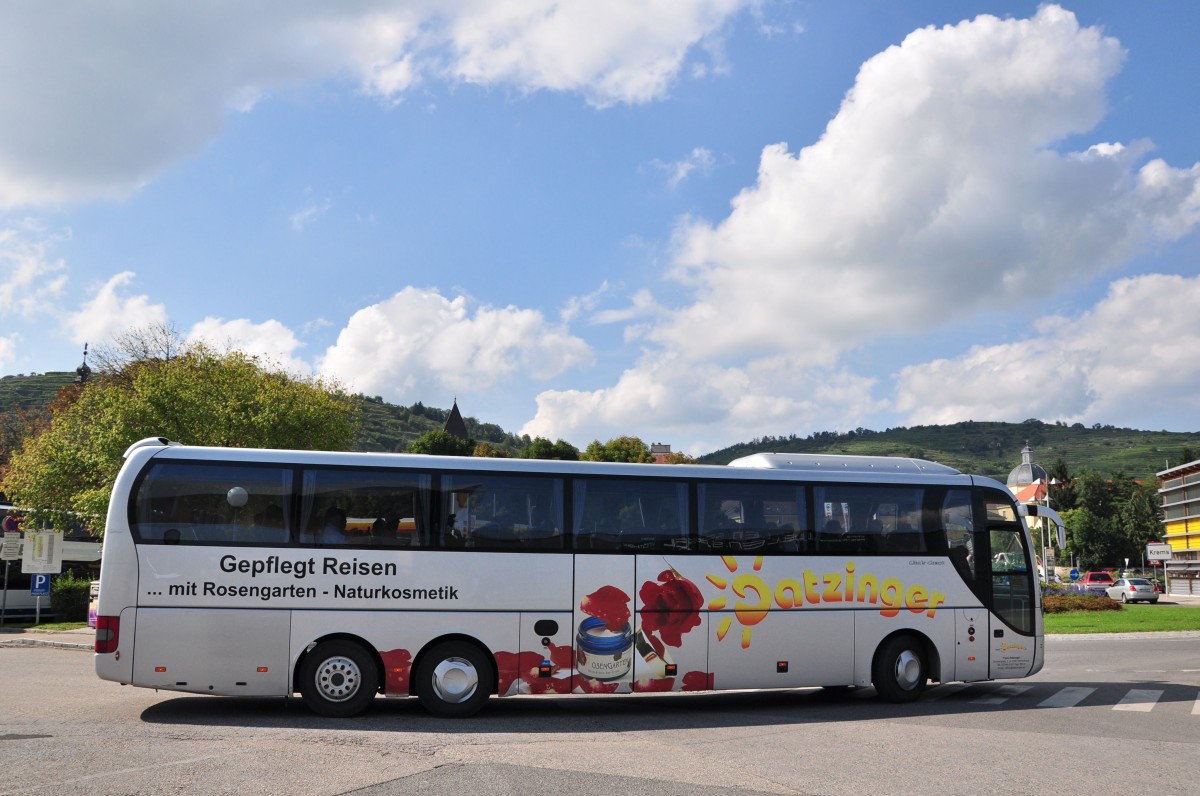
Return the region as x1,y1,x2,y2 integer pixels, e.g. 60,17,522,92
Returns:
1069,568,1080,581
21,530,63,575
1147,542,1173,561
2,514,18,533
0,531,21,561
30,573,50,597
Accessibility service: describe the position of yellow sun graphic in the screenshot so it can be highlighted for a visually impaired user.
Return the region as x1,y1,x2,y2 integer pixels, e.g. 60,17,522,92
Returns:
706,555,768,649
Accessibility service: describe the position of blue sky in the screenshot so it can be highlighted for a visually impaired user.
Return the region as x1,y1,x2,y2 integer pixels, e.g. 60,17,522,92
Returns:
2,1,1198,455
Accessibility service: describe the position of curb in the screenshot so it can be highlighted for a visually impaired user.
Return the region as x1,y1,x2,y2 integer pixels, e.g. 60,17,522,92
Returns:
0,637,92,651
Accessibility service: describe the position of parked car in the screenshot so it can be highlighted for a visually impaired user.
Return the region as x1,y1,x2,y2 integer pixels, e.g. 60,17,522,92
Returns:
1076,571,1115,595
1106,578,1160,604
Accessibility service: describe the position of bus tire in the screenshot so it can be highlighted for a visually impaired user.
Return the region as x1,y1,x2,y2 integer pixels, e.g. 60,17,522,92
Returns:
415,640,493,718
298,639,379,718
872,635,927,703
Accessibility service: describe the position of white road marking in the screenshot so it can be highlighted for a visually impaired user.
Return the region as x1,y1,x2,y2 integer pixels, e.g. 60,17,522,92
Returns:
1038,686,1096,708
1113,689,1163,712
970,684,1033,704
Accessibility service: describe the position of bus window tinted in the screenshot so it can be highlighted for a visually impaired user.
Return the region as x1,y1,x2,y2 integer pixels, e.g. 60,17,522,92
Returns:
942,489,975,582
133,462,293,545
697,482,808,553
573,479,689,552
441,474,564,550
300,469,429,548
813,486,924,554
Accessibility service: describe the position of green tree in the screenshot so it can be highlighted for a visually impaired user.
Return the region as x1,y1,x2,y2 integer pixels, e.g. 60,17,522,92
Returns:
581,436,654,463
1063,507,1117,570
1075,470,1118,518
520,436,580,461
407,429,473,456
1,344,356,534
0,402,53,497
1117,482,1162,562
472,441,511,458
1046,458,1077,511
1176,446,1196,468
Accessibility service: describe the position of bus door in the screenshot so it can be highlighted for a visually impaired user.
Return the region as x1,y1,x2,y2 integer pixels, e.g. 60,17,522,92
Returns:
943,488,990,681
978,491,1037,678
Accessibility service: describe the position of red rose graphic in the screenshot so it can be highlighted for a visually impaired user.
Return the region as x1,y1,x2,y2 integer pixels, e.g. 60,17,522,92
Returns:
639,569,703,647
634,676,676,693
494,643,576,695
575,677,621,694
580,584,631,631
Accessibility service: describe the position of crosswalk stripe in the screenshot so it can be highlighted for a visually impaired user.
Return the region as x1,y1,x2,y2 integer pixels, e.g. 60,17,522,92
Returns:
1193,694,1200,716
1038,686,1096,708
970,684,1033,704
1113,689,1163,712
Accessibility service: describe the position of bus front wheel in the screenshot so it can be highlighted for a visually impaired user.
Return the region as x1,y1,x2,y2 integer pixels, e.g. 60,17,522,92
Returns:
415,640,494,718
299,639,379,718
872,635,927,703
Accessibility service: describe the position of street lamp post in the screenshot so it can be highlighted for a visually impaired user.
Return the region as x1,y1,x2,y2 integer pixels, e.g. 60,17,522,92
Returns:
1037,478,1059,581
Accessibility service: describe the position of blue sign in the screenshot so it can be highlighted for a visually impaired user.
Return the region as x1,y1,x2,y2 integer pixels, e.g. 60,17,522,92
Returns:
1068,568,1080,581
30,573,50,597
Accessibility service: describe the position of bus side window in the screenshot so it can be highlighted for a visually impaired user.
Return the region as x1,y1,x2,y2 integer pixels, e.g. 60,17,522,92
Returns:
132,462,292,546
942,489,975,582
301,469,430,549
572,480,687,553
814,487,923,555
443,475,563,551
698,484,807,553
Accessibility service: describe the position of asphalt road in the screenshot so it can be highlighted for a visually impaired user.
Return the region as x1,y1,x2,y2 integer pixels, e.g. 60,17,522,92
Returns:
2,634,1198,796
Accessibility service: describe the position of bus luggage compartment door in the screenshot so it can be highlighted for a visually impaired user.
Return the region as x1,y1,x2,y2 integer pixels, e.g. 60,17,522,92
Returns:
132,608,290,696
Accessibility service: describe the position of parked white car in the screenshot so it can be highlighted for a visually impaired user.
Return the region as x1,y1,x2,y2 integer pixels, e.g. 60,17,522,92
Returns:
1105,577,1160,604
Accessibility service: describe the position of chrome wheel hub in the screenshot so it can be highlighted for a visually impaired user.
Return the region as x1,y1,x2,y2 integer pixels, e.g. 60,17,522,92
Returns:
315,656,361,702
893,650,922,690
431,657,479,704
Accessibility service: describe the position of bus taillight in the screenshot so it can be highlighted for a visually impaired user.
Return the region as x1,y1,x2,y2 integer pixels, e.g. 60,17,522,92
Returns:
95,615,120,654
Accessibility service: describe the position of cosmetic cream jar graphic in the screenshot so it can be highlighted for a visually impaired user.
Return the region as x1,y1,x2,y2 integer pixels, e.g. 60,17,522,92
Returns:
575,617,634,681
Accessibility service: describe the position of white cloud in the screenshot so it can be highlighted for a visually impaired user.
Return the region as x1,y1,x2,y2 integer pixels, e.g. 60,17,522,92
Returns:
894,274,1200,429
0,335,15,371
590,289,665,325
0,1,752,208
522,350,883,454
186,317,312,376
524,5,1200,449
0,220,68,317
559,281,612,324
658,5,1188,364
653,147,716,189
290,199,332,232
317,286,592,402
447,0,747,107
62,272,168,347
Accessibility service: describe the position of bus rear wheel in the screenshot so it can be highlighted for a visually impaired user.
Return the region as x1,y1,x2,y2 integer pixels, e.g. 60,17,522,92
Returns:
415,640,494,718
299,639,379,718
872,635,927,703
